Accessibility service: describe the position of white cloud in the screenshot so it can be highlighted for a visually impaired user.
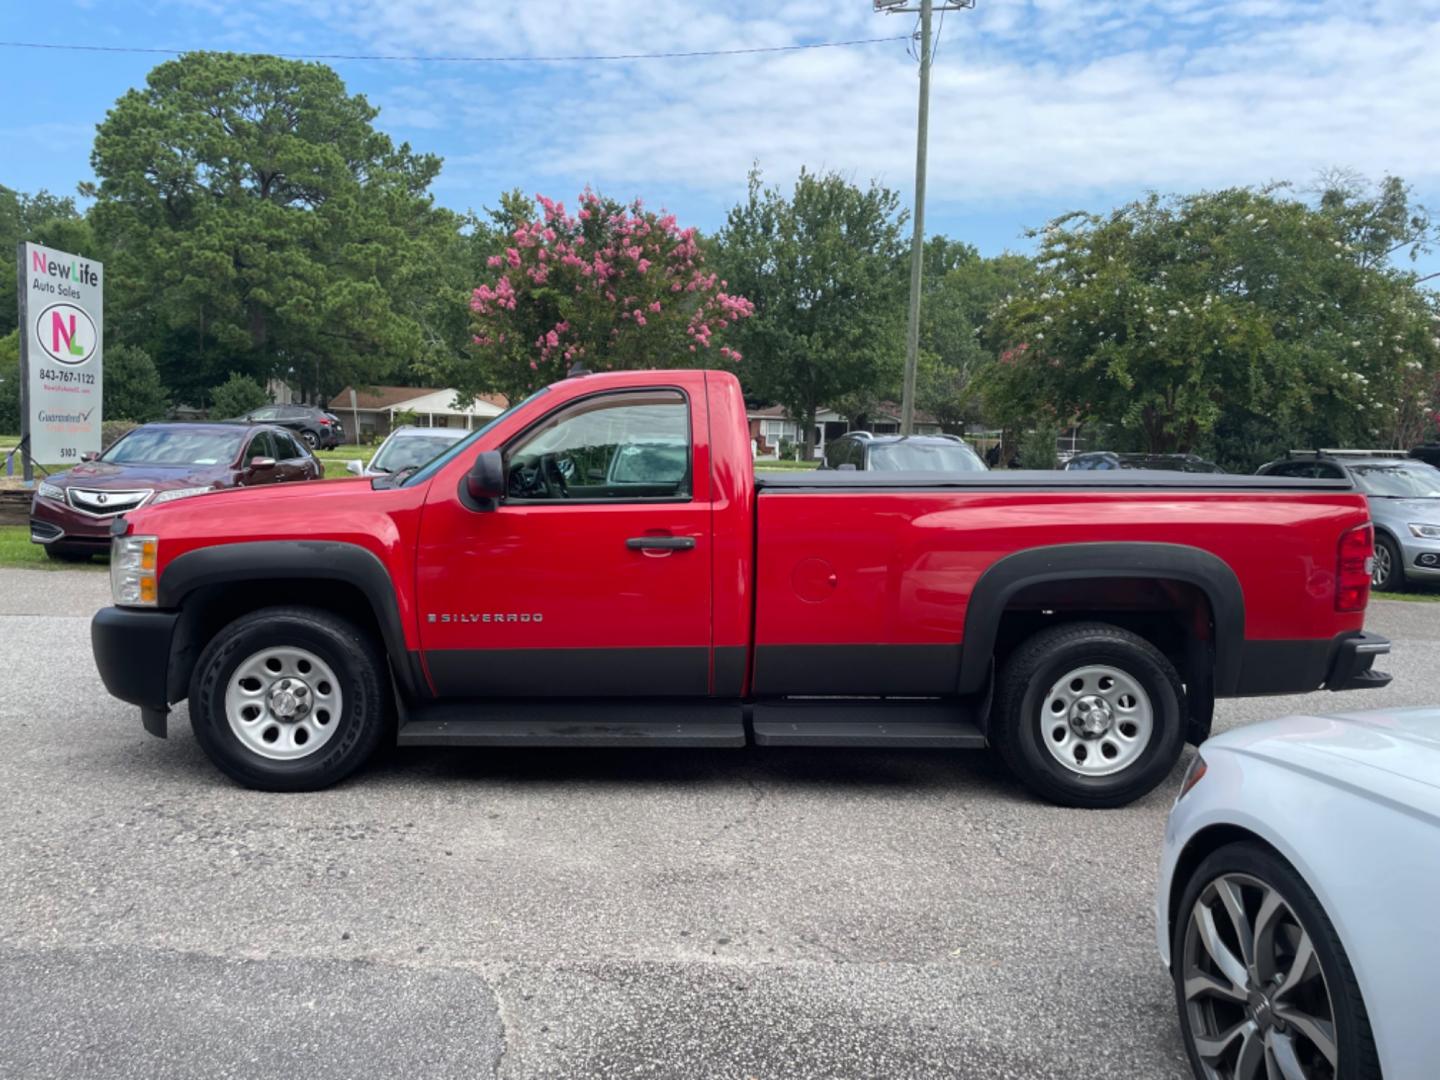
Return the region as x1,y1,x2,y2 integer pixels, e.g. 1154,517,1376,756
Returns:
167,0,1440,214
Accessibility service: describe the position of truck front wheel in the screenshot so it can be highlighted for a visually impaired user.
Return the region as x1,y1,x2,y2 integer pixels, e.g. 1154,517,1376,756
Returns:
187,606,391,791
992,621,1185,808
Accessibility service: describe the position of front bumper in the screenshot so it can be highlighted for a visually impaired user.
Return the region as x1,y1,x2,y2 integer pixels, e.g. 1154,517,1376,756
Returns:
29,496,115,546
1401,538,1440,580
1326,631,1391,692
91,606,178,737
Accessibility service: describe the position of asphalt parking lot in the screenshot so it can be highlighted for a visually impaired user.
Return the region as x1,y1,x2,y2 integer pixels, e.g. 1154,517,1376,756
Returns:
1,569,1436,1079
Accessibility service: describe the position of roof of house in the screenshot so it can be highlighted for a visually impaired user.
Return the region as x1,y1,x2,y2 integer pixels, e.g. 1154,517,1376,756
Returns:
870,401,941,425
332,386,508,414
746,402,940,425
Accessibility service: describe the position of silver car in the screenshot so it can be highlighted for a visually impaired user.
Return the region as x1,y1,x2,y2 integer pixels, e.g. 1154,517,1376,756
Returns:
345,426,469,479
1158,705,1438,1080
1258,455,1440,591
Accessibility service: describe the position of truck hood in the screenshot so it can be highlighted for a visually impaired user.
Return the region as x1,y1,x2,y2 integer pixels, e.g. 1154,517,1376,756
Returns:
1209,708,1440,810
156,475,372,510
51,460,231,490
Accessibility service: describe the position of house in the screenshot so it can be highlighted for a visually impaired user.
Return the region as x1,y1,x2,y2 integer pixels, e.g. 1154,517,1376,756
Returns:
329,386,509,444
746,402,945,459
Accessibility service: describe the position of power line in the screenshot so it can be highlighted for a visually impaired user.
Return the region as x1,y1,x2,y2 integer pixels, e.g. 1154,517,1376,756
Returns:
0,36,910,64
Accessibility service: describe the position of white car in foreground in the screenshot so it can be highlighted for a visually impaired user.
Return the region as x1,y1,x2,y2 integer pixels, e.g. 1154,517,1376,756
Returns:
344,425,468,479
1157,707,1440,1080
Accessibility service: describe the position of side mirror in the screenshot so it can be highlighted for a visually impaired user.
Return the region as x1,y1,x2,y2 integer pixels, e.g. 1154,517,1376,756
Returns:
81,451,100,462
464,450,505,510
345,459,364,476
838,463,858,471
248,456,276,472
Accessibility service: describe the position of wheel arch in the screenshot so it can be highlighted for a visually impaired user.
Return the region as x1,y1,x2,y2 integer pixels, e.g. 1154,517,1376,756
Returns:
159,541,427,704
1165,822,1275,964
959,542,1244,704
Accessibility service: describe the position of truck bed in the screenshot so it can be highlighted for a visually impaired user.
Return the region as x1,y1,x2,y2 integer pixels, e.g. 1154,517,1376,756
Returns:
755,470,1357,492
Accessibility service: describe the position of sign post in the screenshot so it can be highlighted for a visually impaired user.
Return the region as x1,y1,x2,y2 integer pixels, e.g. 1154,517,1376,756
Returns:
17,242,104,482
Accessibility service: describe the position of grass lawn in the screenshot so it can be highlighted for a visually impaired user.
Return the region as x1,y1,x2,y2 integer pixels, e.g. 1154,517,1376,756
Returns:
1375,587,1440,603
755,460,819,472
0,526,107,571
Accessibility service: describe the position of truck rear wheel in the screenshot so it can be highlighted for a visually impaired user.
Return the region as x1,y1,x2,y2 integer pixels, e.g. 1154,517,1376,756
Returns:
992,621,1185,808
187,605,391,791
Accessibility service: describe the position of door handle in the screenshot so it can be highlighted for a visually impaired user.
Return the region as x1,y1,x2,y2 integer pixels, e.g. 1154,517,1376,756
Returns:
626,536,696,551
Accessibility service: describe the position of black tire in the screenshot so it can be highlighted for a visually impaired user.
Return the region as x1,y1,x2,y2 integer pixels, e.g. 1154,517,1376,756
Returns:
1372,533,1404,593
187,605,391,791
1173,840,1380,1080
991,621,1185,808
44,545,94,563
300,429,319,450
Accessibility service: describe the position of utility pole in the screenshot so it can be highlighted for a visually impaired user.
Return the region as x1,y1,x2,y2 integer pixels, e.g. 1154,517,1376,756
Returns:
874,0,974,435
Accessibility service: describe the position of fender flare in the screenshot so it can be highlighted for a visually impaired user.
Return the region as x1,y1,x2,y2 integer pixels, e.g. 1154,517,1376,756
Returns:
958,541,1245,696
159,540,426,700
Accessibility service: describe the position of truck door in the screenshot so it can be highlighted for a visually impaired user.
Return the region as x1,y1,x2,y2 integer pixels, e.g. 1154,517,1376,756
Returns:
416,386,714,698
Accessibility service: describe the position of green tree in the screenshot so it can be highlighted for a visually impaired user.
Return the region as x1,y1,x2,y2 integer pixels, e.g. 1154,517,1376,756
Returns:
104,344,170,422
983,179,1440,467
715,168,907,458
0,331,19,434
0,185,93,338
914,239,1034,427
89,52,449,406
209,372,269,418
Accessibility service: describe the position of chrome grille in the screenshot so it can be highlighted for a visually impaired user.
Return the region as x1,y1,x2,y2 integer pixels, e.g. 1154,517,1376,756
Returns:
66,488,153,517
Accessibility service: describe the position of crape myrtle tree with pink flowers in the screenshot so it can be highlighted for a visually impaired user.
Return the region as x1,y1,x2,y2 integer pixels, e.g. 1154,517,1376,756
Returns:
441,189,754,404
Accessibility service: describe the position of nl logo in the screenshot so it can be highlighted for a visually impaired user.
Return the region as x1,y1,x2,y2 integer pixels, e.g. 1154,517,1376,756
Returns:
35,303,97,366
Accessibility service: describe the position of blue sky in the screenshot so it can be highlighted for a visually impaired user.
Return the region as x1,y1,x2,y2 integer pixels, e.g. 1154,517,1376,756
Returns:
4,0,1440,271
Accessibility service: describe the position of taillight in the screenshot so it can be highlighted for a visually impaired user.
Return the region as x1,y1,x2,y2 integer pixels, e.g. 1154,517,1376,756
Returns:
1336,523,1373,612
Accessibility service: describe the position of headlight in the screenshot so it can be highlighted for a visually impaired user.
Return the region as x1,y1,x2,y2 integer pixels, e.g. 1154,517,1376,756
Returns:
110,534,159,607
1176,753,1208,802
1408,522,1440,540
151,486,213,505
37,480,64,502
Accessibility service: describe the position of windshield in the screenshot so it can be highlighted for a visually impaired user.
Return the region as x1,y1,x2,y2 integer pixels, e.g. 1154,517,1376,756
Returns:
868,441,987,472
370,431,467,473
101,427,245,467
400,387,549,487
1352,463,1440,498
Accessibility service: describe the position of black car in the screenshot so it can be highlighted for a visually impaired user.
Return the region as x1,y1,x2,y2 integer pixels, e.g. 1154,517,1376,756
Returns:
820,432,987,472
1064,451,1225,473
233,404,341,450
1411,444,1440,469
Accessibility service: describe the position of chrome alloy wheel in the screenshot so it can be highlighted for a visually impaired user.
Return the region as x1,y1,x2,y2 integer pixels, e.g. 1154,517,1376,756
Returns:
1371,543,1391,588
1182,872,1338,1080
1040,664,1153,776
224,646,343,761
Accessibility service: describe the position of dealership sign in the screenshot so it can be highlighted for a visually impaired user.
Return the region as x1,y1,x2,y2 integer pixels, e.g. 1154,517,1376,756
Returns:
17,243,103,468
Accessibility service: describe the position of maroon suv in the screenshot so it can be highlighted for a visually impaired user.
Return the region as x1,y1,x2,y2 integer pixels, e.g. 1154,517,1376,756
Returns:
30,422,322,561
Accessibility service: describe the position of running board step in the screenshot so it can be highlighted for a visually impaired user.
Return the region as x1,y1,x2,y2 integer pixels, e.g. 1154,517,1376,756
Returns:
752,700,987,748
398,700,745,748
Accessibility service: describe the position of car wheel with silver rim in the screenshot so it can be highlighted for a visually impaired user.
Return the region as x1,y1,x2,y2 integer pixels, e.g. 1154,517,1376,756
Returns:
1174,841,1380,1080
224,645,344,761
189,605,391,791
1371,533,1402,592
992,621,1185,808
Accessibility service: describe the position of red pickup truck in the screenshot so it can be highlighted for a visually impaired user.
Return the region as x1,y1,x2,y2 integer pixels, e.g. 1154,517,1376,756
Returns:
92,369,1391,807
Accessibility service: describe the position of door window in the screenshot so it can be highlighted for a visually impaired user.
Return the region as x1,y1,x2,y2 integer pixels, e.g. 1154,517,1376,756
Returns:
274,432,303,460
249,406,281,421
246,431,278,464
505,391,691,502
